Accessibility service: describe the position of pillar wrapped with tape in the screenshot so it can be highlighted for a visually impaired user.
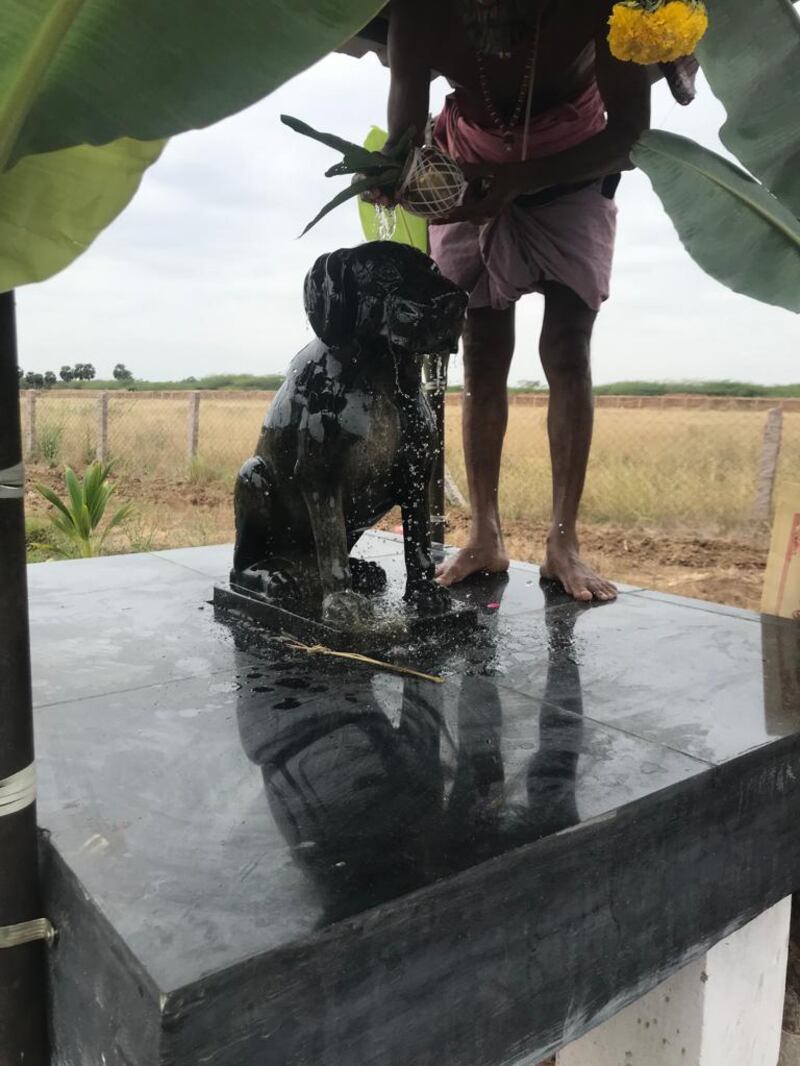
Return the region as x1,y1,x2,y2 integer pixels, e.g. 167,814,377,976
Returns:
0,290,49,1064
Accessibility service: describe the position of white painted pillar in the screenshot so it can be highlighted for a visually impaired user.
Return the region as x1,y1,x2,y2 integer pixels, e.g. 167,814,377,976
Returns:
557,897,791,1066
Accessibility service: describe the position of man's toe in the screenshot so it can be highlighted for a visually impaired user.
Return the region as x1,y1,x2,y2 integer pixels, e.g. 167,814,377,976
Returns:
436,559,468,587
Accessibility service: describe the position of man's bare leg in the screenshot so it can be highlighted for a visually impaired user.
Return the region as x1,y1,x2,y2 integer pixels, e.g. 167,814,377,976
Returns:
436,306,514,586
538,282,617,602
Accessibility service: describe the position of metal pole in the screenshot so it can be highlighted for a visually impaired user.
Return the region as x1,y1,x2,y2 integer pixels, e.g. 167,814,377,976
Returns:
423,353,449,550
25,389,37,460
0,290,50,1064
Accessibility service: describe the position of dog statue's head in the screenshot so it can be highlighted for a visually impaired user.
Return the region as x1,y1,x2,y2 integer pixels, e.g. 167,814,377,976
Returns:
304,242,468,355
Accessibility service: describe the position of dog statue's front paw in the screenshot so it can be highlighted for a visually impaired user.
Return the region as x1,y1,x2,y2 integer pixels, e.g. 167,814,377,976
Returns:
322,590,374,630
404,579,451,614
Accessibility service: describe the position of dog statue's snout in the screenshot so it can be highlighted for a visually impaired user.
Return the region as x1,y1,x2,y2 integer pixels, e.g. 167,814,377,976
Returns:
435,288,469,323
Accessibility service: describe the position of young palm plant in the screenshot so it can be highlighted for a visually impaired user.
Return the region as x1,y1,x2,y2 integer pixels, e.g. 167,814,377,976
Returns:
35,461,134,559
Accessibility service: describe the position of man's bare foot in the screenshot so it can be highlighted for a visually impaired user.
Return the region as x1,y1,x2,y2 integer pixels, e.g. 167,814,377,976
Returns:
541,534,617,602
435,542,510,587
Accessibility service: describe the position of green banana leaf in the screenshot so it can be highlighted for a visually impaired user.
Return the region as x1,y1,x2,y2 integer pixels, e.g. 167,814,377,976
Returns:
4,0,386,169
698,0,800,217
0,0,381,287
358,127,428,252
632,130,800,313
0,136,165,290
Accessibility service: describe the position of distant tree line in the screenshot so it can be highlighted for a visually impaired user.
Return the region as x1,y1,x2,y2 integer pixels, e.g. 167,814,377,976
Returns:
17,363,134,388
18,370,798,398
28,372,287,391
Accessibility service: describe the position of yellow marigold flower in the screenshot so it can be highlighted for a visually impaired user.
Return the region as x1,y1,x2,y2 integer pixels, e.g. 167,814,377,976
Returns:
608,0,708,64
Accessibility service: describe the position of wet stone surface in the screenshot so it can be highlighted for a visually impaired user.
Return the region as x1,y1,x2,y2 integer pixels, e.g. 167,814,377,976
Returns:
31,537,800,1066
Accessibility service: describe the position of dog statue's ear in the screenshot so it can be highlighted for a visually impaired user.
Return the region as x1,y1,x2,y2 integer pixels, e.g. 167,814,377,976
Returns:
304,249,356,347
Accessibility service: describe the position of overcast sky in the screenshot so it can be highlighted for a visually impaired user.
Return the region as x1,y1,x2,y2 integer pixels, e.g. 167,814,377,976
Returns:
16,51,799,386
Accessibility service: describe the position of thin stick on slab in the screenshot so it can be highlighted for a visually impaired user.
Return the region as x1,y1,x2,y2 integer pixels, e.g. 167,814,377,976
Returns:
281,637,444,684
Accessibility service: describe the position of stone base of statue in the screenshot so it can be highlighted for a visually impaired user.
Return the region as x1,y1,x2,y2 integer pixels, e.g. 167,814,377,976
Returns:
213,539,478,653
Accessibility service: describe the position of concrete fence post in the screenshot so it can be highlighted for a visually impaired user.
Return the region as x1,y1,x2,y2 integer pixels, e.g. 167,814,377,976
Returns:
96,392,109,463
25,390,37,459
187,392,200,462
754,407,784,521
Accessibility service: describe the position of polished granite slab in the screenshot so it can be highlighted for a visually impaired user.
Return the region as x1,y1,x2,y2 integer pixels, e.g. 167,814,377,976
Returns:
30,536,800,1066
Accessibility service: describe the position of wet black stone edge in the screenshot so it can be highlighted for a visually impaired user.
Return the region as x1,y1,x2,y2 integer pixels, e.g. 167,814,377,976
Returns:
155,732,800,1066
40,838,161,1066
629,588,792,626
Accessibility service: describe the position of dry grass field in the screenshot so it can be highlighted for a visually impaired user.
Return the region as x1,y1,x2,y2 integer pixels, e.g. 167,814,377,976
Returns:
445,404,800,534
29,393,800,532
24,392,798,610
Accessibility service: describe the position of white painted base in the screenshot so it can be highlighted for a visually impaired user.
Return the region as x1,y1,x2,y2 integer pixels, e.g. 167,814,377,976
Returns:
557,897,791,1066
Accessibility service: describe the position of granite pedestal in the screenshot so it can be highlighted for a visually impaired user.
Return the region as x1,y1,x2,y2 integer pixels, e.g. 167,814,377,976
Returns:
29,534,800,1065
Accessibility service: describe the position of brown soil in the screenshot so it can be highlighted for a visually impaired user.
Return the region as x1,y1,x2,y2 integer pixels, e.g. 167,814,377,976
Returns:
27,468,768,611
382,510,768,612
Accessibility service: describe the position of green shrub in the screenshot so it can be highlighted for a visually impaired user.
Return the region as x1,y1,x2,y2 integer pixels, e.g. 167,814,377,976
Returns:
35,461,133,558
25,517,57,562
37,423,63,466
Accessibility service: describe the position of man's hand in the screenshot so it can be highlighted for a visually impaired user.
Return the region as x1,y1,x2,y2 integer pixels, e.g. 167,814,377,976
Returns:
430,162,525,226
359,175,396,209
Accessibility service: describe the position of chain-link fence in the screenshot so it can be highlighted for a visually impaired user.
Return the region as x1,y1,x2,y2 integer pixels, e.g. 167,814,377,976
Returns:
445,395,800,535
20,389,800,538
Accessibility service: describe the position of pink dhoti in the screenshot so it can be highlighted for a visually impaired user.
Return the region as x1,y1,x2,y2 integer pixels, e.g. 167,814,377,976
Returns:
428,84,618,313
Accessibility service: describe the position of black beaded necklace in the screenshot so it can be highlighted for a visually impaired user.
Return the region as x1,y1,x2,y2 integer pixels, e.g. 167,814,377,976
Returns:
475,13,541,154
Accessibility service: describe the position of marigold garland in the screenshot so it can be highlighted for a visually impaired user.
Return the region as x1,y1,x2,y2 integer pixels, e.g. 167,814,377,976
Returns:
608,0,708,64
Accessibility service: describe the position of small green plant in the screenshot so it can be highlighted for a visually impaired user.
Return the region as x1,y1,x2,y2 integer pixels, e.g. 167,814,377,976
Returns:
35,461,134,558
37,423,63,466
125,515,159,553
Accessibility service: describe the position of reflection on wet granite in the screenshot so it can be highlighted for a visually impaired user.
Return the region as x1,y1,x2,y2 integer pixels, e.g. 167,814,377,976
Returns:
235,587,587,927
487,593,800,764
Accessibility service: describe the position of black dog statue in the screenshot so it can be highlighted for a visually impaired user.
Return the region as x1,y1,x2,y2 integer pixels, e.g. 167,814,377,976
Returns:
232,242,468,627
